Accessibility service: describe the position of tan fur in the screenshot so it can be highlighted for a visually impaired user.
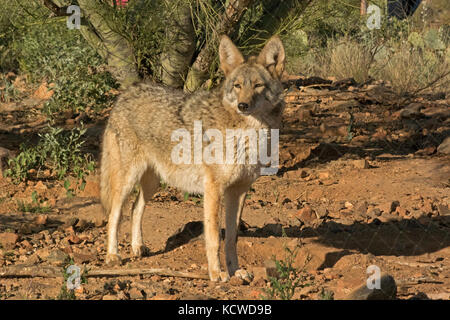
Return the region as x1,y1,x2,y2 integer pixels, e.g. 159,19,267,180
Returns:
100,35,286,281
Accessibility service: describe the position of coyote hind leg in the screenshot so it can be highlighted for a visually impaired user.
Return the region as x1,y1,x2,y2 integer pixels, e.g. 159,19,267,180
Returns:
131,168,159,257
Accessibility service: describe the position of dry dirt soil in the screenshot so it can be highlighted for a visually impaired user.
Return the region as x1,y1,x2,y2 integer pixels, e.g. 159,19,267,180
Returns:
0,76,449,300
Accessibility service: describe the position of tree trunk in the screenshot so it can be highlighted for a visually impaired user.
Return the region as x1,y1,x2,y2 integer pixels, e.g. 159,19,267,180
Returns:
44,0,139,88
159,1,196,88
184,0,253,93
77,0,139,89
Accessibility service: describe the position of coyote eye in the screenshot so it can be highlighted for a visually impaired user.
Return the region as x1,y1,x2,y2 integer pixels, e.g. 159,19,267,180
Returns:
254,83,264,88
234,83,241,89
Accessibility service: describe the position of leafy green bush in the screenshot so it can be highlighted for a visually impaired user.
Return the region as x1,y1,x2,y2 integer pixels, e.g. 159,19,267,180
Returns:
16,21,118,116
5,125,94,183
261,245,311,300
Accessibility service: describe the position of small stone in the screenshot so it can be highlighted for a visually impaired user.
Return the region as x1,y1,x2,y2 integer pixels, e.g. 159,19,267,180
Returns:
46,249,68,266
67,234,82,244
75,219,88,231
367,208,382,218
353,159,369,169
18,224,32,235
295,205,317,224
395,206,409,217
20,240,33,250
252,267,269,281
377,201,399,214
354,201,368,215
399,103,422,119
128,288,145,300
94,217,107,228
25,253,41,265
72,251,96,264
0,233,19,250
251,278,267,287
229,276,245,286
437,137,450,155
316,206,328,219
426,292,450,300
346,274,397,300
34,215,48,226
64,217,79,228
102,294,118,300
437,204,450,216
318,171,330,180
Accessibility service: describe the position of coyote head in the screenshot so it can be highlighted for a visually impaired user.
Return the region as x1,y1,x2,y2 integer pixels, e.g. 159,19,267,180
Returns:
219,35,285,118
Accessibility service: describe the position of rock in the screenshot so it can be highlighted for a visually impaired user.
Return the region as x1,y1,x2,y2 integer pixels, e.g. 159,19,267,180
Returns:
367,207,381,218
128,288,145,300
345,274,397,300
295,205,317,224
64,218,79,228
25,253,41,265
353,159,369,169
34,214,48,226
94,217,107,228
251,278,267,287
72,252,96,264
229,276,245,286
149,294,177,300
0,147,12,177
377,201,399,214
249,290,264,299
80,177,100,198
75,219,89,231
0,232,19,250
18,224,32,235
316,206,328,219
437,204,450,216
264,260,279,279
344,201,354,209
354,201,369,215
36,248,51,260
67,234,82,244
399,103,422,119
318,171,330,180
102,294,119,300
421,199,434,213
46,249,68,266
20,240,33,250
426,292,450,300
395,206,409,217
252,267,269,281
437,137,450,155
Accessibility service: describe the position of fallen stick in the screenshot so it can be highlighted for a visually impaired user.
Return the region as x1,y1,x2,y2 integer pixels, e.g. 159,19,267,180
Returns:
0,265,210,280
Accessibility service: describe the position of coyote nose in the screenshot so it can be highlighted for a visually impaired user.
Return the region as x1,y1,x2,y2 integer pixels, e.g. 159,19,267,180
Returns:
238,102,249,112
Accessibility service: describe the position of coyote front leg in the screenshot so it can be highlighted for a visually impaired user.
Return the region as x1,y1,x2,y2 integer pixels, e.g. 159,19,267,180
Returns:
224,187,247,276
203,175,223,282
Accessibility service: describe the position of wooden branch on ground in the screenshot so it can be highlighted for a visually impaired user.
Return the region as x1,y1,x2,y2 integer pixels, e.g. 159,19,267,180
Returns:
0,265,210,280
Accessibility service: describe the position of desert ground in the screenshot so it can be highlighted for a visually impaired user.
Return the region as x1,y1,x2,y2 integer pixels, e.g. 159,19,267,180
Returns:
0,75,449,300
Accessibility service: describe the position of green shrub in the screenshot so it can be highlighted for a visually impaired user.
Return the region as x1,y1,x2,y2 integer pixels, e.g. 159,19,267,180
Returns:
5,124,94,183
16,21,118,116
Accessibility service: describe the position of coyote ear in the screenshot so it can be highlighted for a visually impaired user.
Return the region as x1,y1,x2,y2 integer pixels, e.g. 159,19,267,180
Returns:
257,35,285,79
219,35,244,76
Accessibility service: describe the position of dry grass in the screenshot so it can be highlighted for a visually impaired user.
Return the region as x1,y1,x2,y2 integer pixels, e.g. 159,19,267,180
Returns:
374,43,450,96
322,37,375,84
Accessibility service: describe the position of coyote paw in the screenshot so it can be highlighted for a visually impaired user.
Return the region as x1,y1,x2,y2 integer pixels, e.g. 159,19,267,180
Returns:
105,253,122,266
209,270,230,282
234,269,253,283
132,244,150,258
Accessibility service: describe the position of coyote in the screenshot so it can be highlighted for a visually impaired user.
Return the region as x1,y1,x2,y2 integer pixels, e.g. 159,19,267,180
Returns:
100,35,285,281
